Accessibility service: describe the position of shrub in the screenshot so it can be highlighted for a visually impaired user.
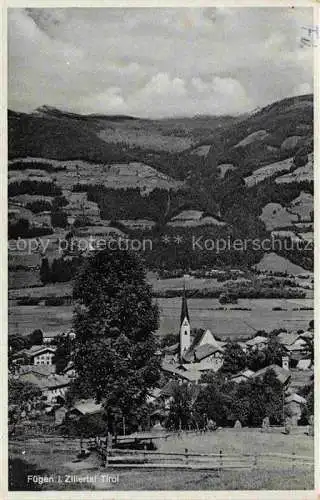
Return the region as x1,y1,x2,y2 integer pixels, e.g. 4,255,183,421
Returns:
44,297,65,306
17,297,41,306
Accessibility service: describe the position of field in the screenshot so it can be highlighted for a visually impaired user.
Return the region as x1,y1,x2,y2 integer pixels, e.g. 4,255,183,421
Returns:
244,157,293,187
276,153,313,184
157,297,313,337
9,157,184,193
9,429,314,490
8,295,313,338
254,252,310,275
9,305,74,336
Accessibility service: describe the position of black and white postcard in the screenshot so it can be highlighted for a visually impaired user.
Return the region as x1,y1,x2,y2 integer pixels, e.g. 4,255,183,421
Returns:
4,3,318,498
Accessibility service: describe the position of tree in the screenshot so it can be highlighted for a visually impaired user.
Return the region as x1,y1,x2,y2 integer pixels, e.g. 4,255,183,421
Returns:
28,329,43,346
40,258,51,284
220,341,247,374
246,369,283,426
51,210,68,228
197,374,235,426
70,248,161,434
247,338,285,371
302,337,314,364
53,334,72,374
8,378,41,406
166,382,199,430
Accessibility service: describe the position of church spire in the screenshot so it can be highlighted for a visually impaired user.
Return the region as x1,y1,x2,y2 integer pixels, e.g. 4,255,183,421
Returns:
180,285,190,326
179,284,191,361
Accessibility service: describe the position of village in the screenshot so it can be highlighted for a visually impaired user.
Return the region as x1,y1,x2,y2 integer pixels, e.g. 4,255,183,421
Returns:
8,289,314,436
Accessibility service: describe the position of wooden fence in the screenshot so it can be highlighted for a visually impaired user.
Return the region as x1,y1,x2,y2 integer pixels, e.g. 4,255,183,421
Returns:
95,444,314,471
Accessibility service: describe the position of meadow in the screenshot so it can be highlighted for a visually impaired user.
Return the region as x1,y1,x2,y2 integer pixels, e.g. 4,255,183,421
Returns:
8,296,313,338
9,429,314,490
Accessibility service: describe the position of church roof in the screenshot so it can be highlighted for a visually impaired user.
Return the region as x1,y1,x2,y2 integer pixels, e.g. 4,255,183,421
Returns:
194,343,223,361
180,292,190,325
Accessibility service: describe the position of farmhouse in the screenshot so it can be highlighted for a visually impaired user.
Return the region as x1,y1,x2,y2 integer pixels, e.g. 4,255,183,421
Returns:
66,399,104,420
246,336,269,352
18,371,70,404
230,369,255,384
13,345,56,366
252,364,291,386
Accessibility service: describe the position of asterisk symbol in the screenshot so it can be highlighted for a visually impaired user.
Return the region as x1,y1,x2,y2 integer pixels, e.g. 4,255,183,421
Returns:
162,235,171,244
174,235,183,245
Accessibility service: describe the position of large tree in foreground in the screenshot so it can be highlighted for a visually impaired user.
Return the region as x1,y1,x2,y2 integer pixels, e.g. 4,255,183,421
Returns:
70,248,161,433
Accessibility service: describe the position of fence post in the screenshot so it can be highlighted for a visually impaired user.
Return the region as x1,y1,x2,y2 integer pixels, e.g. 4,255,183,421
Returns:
105,446,108,467
185,448,189,465
219,449,223,467
254,454,258,467
292,452,295,470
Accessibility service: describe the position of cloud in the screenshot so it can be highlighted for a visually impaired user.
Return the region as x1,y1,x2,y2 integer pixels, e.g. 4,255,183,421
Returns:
8,7,313,117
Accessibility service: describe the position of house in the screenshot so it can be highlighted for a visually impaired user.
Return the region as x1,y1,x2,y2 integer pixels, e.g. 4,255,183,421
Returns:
246,336,269,352
43,331,60,344
277,332,306,350
13,346,56,366
62,360,76,379
230,369,255,384
252,364,291,386
54,406,68,425
32,211,52,228
183,329,225,363
296,359,312,370
163,343,179,364
192,344,224,371
18,364,56,376
238,342,248,354
284,393,307,426
18,372,70,404
66,399,104,420
161,362,202,383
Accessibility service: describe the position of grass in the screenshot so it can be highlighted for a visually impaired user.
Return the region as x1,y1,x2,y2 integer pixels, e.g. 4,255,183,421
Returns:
94,467,313,490
9,429,314,490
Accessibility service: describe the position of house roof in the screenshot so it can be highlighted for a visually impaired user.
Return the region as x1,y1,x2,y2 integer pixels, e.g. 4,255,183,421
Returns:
160,380,180,397
15,345,56,359
298,331,314,340
161,362,201,382
62,360,75,373
194,343,223,361
182,348,195,363
252,364,290,385
285,394,307,405
19,365,56,377
43,331,60,339
183,330,224,362
246,336,268,347
181,361,220,372
71,399,103,415
296,359,312,370
230,369,255,381
163,342,179,354
276,333,300,346
18,372,70,390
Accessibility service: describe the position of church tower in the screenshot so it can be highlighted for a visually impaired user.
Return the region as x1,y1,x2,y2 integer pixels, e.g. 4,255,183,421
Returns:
180,287,191,361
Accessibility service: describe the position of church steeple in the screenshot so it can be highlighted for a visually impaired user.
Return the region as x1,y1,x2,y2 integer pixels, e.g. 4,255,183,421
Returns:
180,285,191,361
180,288,190,326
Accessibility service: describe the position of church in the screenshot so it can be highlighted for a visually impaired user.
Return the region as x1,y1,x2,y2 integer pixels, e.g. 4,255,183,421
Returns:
162,289,225,381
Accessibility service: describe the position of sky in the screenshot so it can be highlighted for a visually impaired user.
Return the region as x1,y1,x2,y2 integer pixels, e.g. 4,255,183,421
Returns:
8,7,314,118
